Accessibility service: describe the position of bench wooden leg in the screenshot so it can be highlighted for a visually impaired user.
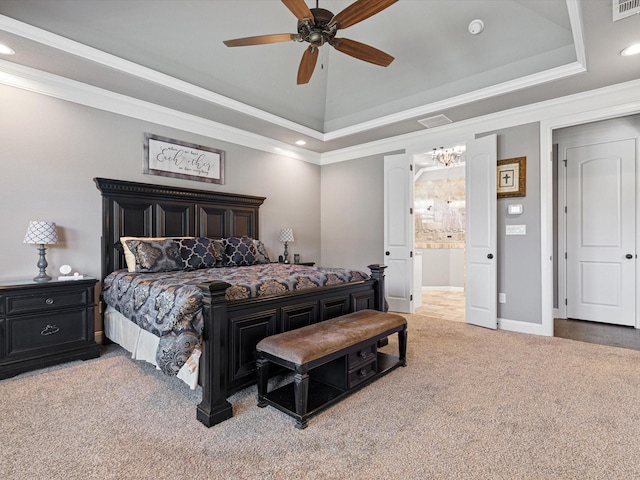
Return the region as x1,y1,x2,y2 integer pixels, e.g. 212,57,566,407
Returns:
398,327,407,367
293,368,309,429
256,356,269,407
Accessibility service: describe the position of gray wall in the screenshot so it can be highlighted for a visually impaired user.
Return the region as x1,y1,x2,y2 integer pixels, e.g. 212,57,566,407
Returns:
320,154,386,271
479,123,542,324
0,84,321,282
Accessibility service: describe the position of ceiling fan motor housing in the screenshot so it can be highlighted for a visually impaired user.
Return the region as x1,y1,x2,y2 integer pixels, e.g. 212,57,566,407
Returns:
297,8,336,46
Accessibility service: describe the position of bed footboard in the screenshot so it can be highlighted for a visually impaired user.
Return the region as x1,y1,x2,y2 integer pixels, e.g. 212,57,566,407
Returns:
196,264,386,427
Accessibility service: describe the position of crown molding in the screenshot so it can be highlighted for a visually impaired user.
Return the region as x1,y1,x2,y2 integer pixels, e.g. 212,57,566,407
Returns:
0,59,321,164
320,78,640,164
0,14,324,141
324,61,586,142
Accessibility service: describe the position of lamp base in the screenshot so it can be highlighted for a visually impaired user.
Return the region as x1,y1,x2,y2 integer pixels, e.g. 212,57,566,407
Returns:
34,244,51,282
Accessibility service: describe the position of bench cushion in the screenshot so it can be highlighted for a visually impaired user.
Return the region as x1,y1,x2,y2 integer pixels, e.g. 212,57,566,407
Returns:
256,309,406,365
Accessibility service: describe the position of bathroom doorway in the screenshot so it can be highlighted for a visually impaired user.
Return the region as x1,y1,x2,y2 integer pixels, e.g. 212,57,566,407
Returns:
413,146,466,320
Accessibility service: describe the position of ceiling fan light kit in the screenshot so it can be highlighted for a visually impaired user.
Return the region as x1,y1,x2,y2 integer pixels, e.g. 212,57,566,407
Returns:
223,0,398,84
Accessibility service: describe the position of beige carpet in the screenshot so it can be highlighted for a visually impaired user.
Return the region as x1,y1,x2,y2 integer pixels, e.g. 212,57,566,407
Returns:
2,313,640,479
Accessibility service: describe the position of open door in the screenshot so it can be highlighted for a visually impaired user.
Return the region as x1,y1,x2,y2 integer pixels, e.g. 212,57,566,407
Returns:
384,153,414,313
465,135,497,329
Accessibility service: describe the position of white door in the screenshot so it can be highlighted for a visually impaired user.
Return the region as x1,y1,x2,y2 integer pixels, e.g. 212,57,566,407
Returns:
384,153,414,313
465,135,498,329
566,139,636,326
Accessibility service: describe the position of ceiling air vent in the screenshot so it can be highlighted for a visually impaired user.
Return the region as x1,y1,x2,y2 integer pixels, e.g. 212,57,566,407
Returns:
613,0,640,21
417,114,453,129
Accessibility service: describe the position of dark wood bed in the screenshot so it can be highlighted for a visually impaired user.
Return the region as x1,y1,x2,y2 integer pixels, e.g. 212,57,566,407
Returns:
94,177,387,427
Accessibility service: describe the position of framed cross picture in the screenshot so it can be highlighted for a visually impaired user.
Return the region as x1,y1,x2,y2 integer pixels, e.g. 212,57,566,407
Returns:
497,157,526,198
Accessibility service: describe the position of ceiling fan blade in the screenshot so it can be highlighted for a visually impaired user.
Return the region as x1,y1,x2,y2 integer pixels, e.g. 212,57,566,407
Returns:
223,34,296,47
297,46,319,85
282,0,315,24
329,0,398,30
332,38,394,67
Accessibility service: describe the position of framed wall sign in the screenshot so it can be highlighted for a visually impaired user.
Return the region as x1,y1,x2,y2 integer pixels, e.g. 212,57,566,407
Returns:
144,133,225,184
497,157,526,198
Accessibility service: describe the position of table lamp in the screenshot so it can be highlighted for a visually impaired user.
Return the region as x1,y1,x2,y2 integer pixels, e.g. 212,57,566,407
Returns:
24,221,58,282
279,228,294,264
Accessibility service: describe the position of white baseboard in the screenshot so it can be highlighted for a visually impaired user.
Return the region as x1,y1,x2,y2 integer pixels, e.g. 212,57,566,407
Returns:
422,286,464,292
498,317,552,336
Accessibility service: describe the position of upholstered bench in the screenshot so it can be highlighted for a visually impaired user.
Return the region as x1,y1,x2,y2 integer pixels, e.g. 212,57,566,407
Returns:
256,309,407,429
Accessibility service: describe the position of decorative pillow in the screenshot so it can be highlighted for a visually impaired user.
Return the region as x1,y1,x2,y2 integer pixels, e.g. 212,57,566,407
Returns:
177,237,216,270
211,238,226,267
253,239,271,264
120,236,191,272
124,238,182,273
224,236,257,267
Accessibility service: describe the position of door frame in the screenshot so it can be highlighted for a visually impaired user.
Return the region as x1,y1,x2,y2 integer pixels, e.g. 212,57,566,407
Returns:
555,128,638,325
541,105,640,334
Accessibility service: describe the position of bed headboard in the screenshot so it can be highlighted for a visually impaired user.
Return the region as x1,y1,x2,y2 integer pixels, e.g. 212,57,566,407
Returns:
94,177,265,279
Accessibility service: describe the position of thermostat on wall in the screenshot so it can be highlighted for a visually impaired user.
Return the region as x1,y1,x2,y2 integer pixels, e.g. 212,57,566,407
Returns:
508,204,523,215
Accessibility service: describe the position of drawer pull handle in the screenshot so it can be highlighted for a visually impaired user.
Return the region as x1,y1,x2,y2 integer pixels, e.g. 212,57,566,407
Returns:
359,351,368,359
45,298,55,305
41,324,60,336
358,368,368,378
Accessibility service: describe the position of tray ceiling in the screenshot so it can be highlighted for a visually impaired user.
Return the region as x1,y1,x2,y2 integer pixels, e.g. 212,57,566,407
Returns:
0,1,638,153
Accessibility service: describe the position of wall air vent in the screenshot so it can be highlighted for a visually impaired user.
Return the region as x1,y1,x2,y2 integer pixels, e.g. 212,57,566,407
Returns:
613,0,640,21
417,114,453,129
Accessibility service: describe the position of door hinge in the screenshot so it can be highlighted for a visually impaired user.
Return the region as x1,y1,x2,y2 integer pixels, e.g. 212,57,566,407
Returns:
410,164,413,171
563,159,567,166
565,298,568,306
410,251,413,258
410,294,413,301
565,252,567,259
564,206,567,214
410,207,413,214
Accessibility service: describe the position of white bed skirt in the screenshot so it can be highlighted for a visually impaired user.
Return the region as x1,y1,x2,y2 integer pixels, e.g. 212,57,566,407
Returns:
104,306,199,389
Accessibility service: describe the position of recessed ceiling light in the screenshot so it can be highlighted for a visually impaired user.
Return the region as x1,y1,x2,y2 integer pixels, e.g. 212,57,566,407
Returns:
621,43,640,56
295,140,307,146
0,44,15,55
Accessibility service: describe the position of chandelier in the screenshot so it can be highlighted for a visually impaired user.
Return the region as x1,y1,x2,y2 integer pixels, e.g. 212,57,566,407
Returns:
431,146,464,168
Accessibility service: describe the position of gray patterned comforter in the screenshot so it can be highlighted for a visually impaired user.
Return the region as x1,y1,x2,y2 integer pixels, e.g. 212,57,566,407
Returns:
101,264,369,376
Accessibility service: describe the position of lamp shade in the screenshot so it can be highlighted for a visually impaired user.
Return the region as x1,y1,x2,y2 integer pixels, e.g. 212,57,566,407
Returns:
24,221,58,245
279,228,294,243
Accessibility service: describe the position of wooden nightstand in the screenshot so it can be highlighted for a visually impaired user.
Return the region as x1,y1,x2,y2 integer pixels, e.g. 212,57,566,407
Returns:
0,277,100,379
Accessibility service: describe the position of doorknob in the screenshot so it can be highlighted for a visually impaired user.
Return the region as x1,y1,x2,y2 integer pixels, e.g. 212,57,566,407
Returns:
385,251,390,256
625,254,633,259
487,253,494,259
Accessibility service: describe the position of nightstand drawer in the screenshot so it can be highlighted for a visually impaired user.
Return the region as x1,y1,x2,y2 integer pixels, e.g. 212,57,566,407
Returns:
6,310,90,357
6,288,89,315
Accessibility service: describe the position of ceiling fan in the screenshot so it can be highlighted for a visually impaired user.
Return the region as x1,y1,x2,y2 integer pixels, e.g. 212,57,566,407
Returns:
223,0,398,84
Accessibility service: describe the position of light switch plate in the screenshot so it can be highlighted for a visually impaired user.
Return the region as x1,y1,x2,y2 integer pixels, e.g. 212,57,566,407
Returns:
506,225,526,235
